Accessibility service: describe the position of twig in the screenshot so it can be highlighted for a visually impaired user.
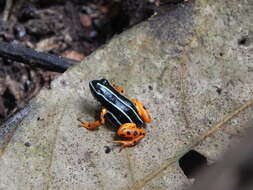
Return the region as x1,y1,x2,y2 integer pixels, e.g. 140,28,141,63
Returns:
0,42,79,72
3,0,14,21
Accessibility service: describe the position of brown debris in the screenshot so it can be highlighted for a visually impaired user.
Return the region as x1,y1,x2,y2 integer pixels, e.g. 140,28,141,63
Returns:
80,14,92,27
61,50,85,61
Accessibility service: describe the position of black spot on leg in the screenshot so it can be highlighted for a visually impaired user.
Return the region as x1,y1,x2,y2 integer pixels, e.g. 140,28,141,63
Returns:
134,131,138,136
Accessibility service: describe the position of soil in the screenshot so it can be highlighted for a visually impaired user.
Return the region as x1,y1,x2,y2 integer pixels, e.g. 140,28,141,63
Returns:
0,0,181,122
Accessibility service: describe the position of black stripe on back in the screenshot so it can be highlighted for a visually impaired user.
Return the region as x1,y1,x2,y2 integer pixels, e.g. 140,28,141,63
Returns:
97,83,144,126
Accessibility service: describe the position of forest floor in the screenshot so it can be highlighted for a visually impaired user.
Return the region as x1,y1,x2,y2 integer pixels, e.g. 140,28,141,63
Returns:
0,0,182,122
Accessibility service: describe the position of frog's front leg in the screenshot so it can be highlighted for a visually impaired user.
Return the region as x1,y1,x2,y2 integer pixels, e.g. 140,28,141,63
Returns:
112,83,125,93
79,108,107,130
114,123,146,148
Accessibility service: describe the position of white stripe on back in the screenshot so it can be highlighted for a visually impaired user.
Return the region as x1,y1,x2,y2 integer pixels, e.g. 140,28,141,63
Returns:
107,111,122,126
97,83,143,123
90,82,133,123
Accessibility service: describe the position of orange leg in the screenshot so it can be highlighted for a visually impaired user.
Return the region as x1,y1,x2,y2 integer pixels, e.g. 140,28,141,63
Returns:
131,99,152,123
112,83,125,94
114,123,146,149
79,108,107,130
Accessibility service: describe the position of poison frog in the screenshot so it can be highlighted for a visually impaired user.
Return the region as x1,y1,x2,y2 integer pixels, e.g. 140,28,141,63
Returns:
79,78,151,149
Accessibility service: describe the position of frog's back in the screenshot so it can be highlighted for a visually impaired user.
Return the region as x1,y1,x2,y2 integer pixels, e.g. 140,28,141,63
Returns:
89,79,144,127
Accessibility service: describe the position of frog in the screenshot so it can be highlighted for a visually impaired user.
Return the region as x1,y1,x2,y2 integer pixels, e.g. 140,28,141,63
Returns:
79,78,151,149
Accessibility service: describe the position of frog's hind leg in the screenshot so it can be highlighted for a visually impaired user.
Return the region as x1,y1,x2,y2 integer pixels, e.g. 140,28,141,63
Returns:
114,123,146,148
79,108,107,130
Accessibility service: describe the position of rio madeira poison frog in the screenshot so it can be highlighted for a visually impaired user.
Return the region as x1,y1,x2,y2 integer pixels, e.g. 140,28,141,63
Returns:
79,78,151,149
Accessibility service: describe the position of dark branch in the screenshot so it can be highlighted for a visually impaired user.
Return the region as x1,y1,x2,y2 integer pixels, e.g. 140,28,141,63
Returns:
0,41,79,72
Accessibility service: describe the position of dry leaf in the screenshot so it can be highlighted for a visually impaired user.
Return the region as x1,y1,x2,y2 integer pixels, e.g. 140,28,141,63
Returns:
0,1,253,190
61,50,86,61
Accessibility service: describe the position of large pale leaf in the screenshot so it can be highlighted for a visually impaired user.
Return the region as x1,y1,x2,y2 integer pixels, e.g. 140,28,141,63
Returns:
0,1,253,189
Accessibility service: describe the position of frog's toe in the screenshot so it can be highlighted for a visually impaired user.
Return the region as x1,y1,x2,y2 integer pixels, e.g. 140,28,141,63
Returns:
113,140,136,147
78,119,101,130
82,123,91,129
112,140,135,152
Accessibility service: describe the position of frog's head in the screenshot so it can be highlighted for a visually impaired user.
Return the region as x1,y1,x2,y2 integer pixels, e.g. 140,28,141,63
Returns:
89,78,110,100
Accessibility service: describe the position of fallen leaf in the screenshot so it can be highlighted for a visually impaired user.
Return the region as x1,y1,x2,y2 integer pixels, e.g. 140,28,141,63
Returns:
0,1,253,190
61,50,85,61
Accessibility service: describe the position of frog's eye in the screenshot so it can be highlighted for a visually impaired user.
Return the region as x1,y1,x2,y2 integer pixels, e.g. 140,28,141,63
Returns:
100,78,109,86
